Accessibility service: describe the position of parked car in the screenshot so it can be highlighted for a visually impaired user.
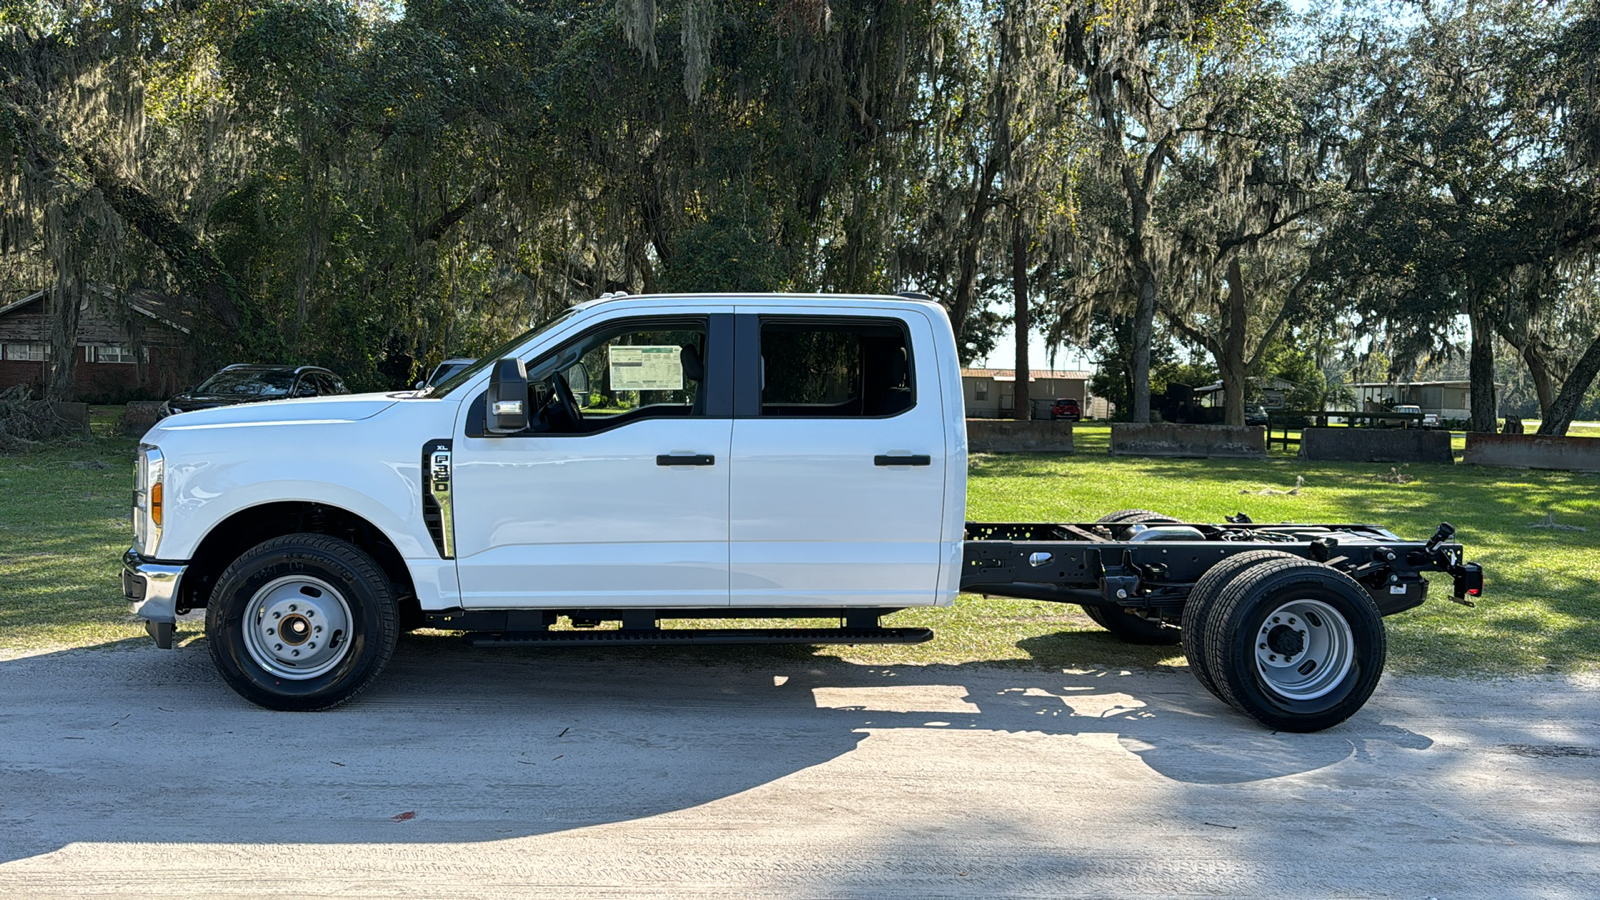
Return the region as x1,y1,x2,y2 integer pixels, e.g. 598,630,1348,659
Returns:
1244,405,1270,426
1050,398,1082,421
162,365,350,416
1379,404,1423,428
1420,413,1441,430
420,358,476,389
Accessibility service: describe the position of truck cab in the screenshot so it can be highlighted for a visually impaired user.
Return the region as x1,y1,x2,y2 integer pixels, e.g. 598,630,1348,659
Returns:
125,294,967,709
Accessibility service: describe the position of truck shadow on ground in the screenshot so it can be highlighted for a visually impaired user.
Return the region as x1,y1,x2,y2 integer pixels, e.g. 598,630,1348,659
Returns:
0,633,1431,864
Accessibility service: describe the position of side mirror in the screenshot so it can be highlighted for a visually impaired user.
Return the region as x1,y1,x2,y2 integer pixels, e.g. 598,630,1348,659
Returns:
486,357,529,434
414,380,425,391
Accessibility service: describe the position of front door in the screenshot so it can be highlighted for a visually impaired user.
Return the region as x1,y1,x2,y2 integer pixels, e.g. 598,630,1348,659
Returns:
728,308,948,607
452,313,733,609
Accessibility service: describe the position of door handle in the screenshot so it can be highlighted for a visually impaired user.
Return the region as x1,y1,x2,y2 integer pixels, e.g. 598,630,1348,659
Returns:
874,454,931,467
657,454,715,466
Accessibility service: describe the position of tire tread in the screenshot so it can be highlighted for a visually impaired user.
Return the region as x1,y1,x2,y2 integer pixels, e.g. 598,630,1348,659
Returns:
1200,557,1386,731
206,533,399,711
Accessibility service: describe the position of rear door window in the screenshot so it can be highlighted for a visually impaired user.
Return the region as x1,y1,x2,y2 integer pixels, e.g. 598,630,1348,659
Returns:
759,320,913,417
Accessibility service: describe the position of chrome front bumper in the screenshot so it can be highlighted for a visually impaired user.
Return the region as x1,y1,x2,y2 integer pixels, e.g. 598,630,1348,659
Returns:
122,548,187,649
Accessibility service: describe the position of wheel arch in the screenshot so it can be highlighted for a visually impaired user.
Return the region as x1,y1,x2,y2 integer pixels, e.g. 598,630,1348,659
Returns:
179,502,420,627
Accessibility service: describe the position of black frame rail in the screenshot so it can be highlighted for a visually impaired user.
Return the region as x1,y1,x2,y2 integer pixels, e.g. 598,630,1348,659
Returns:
961,519,1482,619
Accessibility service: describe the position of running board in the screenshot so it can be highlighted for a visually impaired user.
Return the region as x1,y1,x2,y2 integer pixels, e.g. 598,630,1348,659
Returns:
463,627,935,648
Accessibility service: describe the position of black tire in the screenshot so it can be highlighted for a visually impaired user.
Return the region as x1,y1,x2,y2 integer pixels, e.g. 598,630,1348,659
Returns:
1201,558,1386,732
1095,509,1179,525
205,533,399,711
1081,604,1181,645
1180,550,1299,700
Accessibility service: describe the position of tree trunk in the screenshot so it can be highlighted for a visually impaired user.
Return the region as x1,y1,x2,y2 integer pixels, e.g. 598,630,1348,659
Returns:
1526,347,1558,422
1221,256,1247,426
1537,332,1600,436
1011,210,1030,421
46,284,82,402
1131,267,1156,423
1467,297,1498,433
1492,321,1559,420
91,170,282,361
950,154,1001,350
44,204,82,402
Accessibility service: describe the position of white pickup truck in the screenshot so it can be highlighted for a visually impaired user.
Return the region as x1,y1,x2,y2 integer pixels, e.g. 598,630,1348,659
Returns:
124,292,1481,731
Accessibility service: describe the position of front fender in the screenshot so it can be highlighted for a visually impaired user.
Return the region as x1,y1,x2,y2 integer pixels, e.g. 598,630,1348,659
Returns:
147,407,455,564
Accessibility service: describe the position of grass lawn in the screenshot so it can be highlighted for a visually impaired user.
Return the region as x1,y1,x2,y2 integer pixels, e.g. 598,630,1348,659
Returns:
3,421,1597,678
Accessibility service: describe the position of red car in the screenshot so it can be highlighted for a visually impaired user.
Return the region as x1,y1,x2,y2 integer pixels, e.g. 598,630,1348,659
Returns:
1050,398,1082,421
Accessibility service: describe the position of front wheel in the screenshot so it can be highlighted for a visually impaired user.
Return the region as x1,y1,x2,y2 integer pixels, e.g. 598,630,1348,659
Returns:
1201,558,1386,732
206,533,399,711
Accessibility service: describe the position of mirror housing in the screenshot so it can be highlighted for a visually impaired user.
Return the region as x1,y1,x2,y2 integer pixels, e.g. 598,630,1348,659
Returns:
486,357,529,434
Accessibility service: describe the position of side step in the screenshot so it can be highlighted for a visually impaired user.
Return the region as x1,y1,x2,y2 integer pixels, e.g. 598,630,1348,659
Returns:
463,627,935,648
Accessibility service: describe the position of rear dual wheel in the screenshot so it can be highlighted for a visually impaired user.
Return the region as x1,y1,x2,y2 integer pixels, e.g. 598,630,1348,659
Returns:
1186,557,1386,732
1180,550,1299,700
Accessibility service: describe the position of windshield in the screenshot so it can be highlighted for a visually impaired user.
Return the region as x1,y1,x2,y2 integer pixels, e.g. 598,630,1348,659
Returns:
428,361,474,386
195,369,295,397
419,309,577,398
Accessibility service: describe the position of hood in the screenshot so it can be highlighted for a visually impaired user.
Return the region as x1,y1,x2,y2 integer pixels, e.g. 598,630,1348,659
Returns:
156,393,400,430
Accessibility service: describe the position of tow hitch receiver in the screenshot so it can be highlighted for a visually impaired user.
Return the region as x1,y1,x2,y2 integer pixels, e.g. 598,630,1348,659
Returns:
1452,562,1485,605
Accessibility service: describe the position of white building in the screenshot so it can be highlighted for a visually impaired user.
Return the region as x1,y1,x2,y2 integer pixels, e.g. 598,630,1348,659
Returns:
1348,381,1477,420
961,368,1093,418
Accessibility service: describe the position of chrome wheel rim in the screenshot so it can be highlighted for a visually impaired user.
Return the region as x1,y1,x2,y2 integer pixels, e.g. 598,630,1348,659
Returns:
1254,598,1354,701
242,576,353,680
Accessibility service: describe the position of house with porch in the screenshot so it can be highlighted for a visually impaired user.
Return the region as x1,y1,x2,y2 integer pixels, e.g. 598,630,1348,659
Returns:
0,286,194,401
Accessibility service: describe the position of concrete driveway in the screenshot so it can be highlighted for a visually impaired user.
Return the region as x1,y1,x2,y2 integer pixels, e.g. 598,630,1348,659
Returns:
1,637,1597,898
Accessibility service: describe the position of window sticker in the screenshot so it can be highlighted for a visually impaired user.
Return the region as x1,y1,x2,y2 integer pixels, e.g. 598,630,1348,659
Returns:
609,346,684,390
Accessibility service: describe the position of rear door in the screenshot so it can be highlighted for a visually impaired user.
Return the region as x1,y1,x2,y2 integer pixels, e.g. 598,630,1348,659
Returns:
727,306,947,607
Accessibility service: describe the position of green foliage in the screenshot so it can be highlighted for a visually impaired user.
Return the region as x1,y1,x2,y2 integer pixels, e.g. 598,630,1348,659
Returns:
662,212,786,293
1151,359,1217,395
2,0,1598,418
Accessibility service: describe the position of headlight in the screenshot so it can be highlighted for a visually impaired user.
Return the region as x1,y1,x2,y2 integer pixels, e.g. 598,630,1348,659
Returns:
133,445,164,556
